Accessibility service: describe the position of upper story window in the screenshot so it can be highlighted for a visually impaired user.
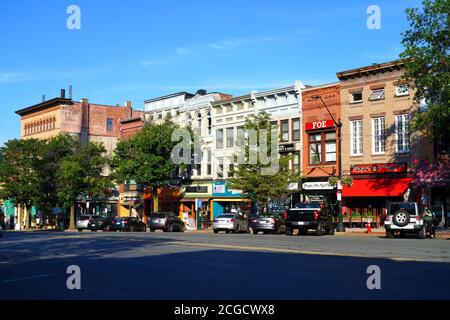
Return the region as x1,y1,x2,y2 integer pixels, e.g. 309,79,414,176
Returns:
281,120,289,142
186,114,192,128
216,129,224,149
372,117,386,154
106,118,113,132
196,112,202,134
226,127,234,148
292,118,300,141
308,131,336,165
350,120,363,156
369,88,385,101
350,92,363,103
396,114,410,153
207,110,212,135
395,84,409,97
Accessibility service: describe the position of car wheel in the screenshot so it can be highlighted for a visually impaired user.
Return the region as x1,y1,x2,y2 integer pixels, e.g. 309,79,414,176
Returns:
418,227,426,239
78,229,83,232
168,224,174,232
327,227,335,235
150,229,155,232
286,227,293,236
316,223,325,236
213,229,218,234
386,230,394,238
91,229,97,232
252,230,259,235
400,231,406,238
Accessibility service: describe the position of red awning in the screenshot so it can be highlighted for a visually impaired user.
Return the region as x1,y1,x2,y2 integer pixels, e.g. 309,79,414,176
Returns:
342,178,413,197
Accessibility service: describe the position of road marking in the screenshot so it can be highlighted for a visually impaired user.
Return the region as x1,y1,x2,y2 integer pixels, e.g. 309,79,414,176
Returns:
168,241,444,263
2,273,55,284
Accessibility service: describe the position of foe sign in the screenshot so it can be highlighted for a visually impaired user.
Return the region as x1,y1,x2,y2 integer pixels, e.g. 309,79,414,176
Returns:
305,120,335,131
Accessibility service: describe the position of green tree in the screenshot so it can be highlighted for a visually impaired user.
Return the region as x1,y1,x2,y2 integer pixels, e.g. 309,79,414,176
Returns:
110,120,183,215
0,138,43,229
400,0,450,143
56,141,111,229
228,112,302,214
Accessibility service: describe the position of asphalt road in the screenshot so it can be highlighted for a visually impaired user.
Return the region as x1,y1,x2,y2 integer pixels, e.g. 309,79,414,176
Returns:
0,231,449,300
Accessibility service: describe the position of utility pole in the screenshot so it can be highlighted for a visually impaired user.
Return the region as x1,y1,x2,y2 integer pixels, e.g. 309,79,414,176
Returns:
310,95,345,232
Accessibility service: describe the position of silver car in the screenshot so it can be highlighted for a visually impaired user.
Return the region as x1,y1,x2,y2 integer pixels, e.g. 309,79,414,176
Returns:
213,214,248,234
76,215,95,232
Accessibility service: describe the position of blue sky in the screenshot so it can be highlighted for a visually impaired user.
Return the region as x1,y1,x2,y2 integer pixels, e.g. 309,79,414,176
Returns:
0,0,422,144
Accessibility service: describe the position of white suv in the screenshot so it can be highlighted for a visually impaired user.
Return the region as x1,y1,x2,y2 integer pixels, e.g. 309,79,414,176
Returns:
384,202,426,239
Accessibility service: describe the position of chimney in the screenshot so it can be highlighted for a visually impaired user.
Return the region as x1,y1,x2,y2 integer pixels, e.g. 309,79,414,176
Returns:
196,89,207,96
124,100,132,108
80,98,89,104
61,89,66,99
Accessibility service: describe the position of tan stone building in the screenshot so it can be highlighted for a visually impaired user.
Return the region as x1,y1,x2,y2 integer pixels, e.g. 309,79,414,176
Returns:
336,60,433,226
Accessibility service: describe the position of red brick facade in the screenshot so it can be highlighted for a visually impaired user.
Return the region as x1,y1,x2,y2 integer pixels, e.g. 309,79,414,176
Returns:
302,83,341,178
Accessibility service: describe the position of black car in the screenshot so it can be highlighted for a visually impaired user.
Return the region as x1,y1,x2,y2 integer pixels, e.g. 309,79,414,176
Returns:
111,217,147,232
285,203,336,236
148,212,185,232
250,212,285,234
87,216,113,232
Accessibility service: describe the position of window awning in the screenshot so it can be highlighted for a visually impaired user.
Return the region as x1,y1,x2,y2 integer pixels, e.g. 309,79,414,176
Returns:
342,178,413,197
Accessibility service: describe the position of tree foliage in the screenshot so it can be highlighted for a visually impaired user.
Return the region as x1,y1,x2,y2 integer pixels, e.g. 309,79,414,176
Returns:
227,112,303,213
400,0,450,141
110,120,182,192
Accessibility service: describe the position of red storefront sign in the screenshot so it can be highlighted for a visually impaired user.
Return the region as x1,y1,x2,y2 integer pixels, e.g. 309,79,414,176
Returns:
350,163,407,175
305,120,335,131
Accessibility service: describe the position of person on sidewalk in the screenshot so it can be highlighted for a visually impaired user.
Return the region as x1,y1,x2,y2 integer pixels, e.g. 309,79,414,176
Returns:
423,207,435,238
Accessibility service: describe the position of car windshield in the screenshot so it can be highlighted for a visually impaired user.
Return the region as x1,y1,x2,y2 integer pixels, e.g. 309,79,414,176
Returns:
218,215,235,219
389,203,416,215
296,203,321,209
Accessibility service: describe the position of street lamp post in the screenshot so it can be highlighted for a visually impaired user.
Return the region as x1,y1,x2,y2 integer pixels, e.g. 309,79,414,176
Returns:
310,95,345,232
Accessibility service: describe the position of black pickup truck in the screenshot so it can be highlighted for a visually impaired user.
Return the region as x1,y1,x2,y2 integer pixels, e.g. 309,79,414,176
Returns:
284,203,336,236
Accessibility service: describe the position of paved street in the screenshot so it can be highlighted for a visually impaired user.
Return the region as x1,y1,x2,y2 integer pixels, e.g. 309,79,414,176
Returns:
1,231,449,300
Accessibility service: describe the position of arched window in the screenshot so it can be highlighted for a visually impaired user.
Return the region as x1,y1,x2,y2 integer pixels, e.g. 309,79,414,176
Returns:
186,113,192,128
196,112,202,133
207,110,212,135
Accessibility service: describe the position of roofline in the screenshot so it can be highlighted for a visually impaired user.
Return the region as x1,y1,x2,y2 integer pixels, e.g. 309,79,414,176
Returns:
119,116,144,124
211,94,252,106
336,59,405,80
302,82,340,92
15,97,73,116
144,91,195,104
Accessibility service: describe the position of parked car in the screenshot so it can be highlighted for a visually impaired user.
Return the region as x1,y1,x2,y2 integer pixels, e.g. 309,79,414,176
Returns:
385,202,434,239
87,216,113,232
213,214,249,234
76,215,96,232
148,212,185,232
250,212,285,234
285,203,336,236
111,217,147,232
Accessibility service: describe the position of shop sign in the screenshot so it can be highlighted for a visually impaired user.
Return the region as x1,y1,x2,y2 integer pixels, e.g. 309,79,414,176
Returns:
213,181,242,197
279,143,295,153
305,120,335,131
5,199,15,217
302,182,334,190
350,163,407,175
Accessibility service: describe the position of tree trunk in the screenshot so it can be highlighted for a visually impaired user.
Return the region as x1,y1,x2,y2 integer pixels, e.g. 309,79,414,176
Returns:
25,207,31,230
69,205,76,229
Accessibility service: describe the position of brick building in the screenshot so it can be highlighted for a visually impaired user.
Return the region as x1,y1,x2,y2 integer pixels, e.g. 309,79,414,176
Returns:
336,60,434,226
301,83,340,205
15,89,136,218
